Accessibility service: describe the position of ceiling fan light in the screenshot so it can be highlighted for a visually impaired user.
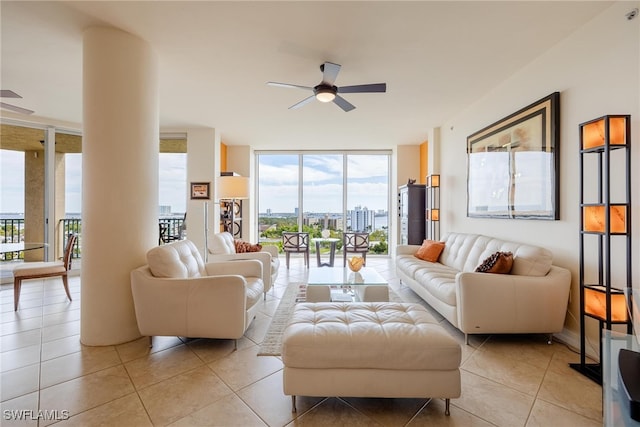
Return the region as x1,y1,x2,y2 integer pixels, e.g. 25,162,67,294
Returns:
315,90,335,103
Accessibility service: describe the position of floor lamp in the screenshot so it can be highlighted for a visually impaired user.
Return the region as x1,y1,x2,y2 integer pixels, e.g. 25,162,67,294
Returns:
216,174,250,239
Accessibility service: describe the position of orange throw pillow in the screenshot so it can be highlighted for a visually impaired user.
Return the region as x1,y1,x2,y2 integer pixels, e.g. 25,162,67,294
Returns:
414,240,445,262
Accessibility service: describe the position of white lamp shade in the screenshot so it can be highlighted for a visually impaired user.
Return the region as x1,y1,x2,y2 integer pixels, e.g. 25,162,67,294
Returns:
216,176,249,200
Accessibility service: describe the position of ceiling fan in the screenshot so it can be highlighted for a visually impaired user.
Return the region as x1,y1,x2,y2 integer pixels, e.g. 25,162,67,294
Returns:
267,62,386,112
0,90,34,115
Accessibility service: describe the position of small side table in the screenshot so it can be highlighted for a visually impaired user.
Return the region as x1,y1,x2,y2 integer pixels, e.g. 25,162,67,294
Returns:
312,238,340,267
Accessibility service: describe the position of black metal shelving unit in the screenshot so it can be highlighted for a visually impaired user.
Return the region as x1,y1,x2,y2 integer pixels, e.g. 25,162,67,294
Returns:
570,115,632,384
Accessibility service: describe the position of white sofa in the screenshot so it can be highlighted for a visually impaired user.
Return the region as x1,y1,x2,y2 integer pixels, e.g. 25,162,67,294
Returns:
131,240,264,346
209,232,279,298
396,232,571,343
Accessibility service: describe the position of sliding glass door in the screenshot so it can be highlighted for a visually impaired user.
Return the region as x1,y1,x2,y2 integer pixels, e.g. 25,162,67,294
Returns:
256,151,390,255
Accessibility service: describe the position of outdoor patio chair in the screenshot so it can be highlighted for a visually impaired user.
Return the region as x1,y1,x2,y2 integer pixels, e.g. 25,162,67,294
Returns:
282,232,310,269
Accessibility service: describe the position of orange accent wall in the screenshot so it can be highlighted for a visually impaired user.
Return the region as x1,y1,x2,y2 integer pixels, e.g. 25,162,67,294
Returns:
419,141,428,184
220,142,227,172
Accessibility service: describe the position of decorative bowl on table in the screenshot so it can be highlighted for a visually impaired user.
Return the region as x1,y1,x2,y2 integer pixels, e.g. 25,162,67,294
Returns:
348,256,364,272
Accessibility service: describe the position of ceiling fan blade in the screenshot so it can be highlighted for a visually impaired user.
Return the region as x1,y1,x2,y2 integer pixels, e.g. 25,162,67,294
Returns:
0,102,34,115
321,62,341,86
0,90,22,98
289,95,316,110
338,83,386,94
267,82,313,91
333,95,356,112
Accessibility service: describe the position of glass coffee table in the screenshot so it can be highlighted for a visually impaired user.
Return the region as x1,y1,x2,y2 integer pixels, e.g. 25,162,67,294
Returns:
306,267,389,302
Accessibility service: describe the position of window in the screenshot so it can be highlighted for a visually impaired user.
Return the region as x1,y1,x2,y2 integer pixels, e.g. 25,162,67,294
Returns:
256,151,390,255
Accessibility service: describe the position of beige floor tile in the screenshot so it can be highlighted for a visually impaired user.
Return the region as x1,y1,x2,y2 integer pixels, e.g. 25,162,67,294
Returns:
41,335,83,361
0,391,39,426
526,398,601,427
115,335,184,363
53,393,152,427
288,397,380,426
0,317,43,336
409,398,495,426
42,308,81,327
1,343,41,371
1,363,40,402
41,320,80,343
139,365,233,425
536,352,602,422
39,365,135,425
244,311,273,345
41,299,79,316
0,329,41,352
1,306,43,323
462,342,547,396
169,393,267,427
237,370,324,427
124,344,204,389
40,345,121,388
208,344,283,390
186,336,253,363
342,396,429,426
455,370,534,426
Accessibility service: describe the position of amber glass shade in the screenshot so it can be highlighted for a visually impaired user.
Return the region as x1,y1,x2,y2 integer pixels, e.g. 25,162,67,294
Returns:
581,116,627,150
428,174,440,187
583,205,627,233
430,209,440,221
584,285,628,322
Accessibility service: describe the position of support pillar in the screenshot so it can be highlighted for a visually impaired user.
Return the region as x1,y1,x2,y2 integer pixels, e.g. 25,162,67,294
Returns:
81,27,158,345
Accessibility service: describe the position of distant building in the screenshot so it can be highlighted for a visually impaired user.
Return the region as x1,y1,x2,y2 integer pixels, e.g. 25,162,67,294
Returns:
348,205,375,232
159,205,172,216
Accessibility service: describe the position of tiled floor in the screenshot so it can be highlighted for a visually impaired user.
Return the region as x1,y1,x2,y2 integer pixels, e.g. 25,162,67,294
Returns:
1,256,602,426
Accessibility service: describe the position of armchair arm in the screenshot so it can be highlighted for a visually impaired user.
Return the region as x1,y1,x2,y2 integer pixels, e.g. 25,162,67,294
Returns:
205,259,263,278
260,245,279,259
455,266,571,334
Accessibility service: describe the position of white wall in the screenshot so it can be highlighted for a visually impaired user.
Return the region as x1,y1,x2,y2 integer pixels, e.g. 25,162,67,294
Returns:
439,1,639,340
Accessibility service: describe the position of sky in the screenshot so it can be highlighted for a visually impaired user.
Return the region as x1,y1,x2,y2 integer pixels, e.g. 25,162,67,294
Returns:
0,150,187,215
258,153,389,214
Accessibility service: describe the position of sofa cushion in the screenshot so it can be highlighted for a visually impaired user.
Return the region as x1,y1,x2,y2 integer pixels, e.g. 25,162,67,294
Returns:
475,251,513,274
413,264,459,306
147,240,205,278
415,240,445,262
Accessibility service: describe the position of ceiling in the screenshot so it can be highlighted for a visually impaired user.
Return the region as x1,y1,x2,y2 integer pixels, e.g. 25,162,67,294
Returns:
0,1,613,150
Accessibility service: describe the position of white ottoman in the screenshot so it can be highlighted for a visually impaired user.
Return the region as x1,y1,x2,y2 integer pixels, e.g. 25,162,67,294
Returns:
282,302,462,415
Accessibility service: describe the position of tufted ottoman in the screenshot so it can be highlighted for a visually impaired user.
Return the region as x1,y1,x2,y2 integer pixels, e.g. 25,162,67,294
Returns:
282,302,461,415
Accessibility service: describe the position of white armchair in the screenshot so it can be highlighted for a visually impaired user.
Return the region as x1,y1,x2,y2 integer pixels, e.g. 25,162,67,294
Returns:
208,232,279,298
131,239,264,347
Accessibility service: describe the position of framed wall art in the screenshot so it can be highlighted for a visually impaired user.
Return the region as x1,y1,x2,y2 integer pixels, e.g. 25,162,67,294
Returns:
467,92,560,220
190,182,211,200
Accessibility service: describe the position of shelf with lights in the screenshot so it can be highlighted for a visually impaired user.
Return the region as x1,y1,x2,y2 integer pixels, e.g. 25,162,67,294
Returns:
570,115,633,385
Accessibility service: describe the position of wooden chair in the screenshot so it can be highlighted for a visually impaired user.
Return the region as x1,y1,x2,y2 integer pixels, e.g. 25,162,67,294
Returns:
13,234,77,311
282,232,310,269
343,232,370,267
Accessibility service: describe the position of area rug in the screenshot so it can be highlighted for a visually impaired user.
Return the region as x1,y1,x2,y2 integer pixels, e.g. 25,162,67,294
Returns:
257,283,403,356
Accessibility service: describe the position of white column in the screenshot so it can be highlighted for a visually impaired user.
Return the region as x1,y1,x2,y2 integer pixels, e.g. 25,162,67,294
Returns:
81,27,158,345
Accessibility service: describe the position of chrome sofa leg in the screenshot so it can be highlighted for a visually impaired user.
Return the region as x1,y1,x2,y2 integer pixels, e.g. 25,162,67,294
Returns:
148,336,153,348
234,339,238,351
291,396,297,413
465,334,469,345
445,398,450,416
547,333,553,345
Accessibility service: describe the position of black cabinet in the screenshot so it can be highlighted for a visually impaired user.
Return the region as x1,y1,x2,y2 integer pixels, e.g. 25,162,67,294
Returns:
398,184,425,245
